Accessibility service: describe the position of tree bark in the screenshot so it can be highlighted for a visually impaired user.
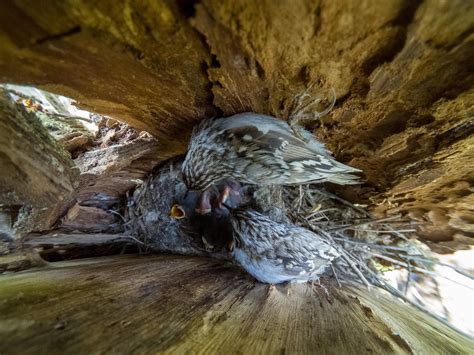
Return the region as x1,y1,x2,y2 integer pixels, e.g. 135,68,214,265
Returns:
0,0,472,241
0,90,77,235
0,2,472,352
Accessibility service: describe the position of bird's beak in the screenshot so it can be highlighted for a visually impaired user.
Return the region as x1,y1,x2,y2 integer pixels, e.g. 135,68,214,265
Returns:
218,186,231,207
195,190,212,215
227,238,235,252
170,204,186,219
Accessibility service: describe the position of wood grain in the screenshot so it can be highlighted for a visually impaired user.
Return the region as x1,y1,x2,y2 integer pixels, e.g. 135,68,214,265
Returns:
0,255,471,354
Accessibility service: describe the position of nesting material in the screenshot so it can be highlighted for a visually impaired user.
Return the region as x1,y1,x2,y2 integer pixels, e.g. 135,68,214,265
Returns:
125,159,472,331
127,160,421,283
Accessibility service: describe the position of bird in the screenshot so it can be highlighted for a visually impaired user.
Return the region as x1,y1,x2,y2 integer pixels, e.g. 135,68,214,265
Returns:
194,178,253,215
183,112,361,190
170,186,340,284
182,112,361,213
170,179,244,253
132,164,234,256
229,209,340,284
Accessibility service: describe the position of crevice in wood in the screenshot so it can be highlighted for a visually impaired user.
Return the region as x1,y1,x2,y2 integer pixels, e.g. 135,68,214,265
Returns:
34,26,82,45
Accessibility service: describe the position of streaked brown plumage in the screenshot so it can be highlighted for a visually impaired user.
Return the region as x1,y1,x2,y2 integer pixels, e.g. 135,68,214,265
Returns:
230,209,340,284
182,112,361,193
171,185,340,284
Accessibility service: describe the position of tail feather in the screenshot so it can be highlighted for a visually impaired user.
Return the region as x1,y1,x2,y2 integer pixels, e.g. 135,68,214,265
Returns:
326,160,362,185
326,173,362,185
287,159,362,185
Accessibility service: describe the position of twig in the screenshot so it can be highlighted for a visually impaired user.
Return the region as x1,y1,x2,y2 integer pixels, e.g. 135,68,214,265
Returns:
125,236,145,245
330,237,407,250
405,262,412,296
311,188,371,216
328,215,406,232
289,86,337,125
402,255,474,280
369,251,474,289
108,209,126,222
331,263,341,288
297,185,304,213
305,208,340,219
291,87,336,121
347,229,417,233
340,252,371,290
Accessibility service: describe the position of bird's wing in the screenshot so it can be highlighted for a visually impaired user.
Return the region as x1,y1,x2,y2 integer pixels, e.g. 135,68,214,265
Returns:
222,122,360,184
272,227,339,276
235,209,338,277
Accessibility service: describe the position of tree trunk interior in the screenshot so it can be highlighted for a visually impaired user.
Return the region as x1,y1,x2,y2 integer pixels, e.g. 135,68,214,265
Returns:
0,0,473,353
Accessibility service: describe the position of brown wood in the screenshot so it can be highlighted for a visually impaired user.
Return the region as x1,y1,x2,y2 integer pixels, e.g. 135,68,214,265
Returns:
0,88,165,235
0,0,472,241
73,134,163,207
24,232,133,248
23,233,137,261
0,1,216,147
0,255,471,354
0,90,77,235
0,2,472,351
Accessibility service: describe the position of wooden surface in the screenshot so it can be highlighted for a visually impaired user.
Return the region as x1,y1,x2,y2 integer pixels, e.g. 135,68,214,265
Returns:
0,90,77,235
0,88,164,235
0,1,472,241
0,254,471,354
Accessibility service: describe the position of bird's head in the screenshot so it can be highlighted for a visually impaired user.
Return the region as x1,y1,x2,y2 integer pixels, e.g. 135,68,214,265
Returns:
170,188,235,253
181,134,232,192
190,179,254,216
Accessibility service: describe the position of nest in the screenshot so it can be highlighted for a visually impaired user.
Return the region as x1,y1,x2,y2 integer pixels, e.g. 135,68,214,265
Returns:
125,159,471,333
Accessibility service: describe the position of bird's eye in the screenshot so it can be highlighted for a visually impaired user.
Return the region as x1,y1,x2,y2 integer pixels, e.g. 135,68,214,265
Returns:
170,204,186,219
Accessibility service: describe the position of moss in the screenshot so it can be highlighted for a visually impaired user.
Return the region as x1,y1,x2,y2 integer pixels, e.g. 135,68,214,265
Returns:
36,113,93,141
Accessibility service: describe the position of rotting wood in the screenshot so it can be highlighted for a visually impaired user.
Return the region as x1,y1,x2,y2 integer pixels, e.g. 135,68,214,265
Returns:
0,86,165,234
1,233,135,271
0,0,217,147
73,135,163,207
22,233,137,261
0,89,77,236
60,204,120,233
0,2,470,352
0,1,472,241
23,233,133,247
